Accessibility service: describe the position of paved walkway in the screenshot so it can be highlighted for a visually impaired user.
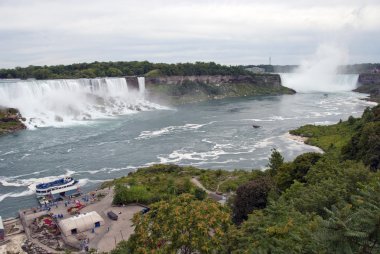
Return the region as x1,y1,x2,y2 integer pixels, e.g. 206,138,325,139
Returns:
95,205,143,252
191,178,225,203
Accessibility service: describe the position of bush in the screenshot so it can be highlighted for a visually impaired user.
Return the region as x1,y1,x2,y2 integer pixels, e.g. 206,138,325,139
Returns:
233,176,274,224
113,185,152,205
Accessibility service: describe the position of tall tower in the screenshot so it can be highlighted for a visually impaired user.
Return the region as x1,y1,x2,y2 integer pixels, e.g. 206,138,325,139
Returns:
269,57,272,65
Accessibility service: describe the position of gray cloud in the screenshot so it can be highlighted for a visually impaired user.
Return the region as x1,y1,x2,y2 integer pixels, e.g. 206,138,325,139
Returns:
0,0,379,68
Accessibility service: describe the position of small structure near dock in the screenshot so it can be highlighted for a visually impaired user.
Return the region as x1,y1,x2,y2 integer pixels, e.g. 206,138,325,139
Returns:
59,211,104,236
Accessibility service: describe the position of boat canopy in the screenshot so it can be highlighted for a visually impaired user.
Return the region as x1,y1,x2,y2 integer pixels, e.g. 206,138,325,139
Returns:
36,177,73,189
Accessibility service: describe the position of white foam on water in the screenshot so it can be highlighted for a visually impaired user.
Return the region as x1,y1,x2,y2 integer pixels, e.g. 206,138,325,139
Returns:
0,189,35,202
1,150,17,156
157,136,278,165
136,122,215,140
108,166,137,173
313,121,335,125
0,77,166,128
20,154,31,160
76,168,109,175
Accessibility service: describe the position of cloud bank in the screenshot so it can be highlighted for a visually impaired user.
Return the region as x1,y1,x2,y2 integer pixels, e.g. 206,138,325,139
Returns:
0,0,379,68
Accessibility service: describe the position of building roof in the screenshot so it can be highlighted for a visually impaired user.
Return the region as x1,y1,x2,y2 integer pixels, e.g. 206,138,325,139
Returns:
59,211,104,236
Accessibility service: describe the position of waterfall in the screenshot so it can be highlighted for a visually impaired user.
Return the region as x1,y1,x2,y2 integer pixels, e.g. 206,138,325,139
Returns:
137,77,145,95
0,77,161,128
280,73,359,93
279,44,359,93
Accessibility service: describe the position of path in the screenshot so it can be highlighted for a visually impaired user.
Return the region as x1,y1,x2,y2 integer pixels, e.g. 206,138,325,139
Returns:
190,178,225,202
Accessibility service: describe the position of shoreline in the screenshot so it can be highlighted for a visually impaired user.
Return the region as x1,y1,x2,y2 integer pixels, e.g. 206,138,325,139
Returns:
285,132,309,143
285,132,324,154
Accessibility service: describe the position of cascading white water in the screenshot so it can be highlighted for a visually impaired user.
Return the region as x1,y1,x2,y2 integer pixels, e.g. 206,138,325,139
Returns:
137,77,145,95
279,44,359,92
281,73,359,93
0,77,162,128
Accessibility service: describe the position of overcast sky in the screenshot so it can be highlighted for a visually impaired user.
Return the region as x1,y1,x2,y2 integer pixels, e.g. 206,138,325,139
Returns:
0,0,379,68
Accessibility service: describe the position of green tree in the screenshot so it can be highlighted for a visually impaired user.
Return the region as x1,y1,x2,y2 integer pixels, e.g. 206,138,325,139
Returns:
267,148,284,176
106,67,123,77
193,187,207,200
32,68,52,79
127,194,231,254
348,115,356,125
343,121,380,171
232,176,273,224
232,201,321,254
319,180,380,254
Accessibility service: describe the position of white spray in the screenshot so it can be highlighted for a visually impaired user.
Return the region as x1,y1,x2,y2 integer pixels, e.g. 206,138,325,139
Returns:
281,44,358,92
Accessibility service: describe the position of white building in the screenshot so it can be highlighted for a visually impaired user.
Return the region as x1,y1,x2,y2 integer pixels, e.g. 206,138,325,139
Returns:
59,212,104,236
245,67,265,73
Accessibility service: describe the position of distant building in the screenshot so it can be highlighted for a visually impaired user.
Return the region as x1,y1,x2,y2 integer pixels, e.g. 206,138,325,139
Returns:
0,216,4,241
245,67,265,73
59,212,104,236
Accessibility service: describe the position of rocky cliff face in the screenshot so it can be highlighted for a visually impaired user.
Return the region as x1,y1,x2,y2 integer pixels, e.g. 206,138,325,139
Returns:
145,75,282,87
125,76,140,90
358,73,380,85
0,107,26,136
355,73,380,102
143,74,295,104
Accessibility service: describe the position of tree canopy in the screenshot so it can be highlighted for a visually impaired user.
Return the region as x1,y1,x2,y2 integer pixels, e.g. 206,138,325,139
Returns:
0,61,251,80
126,194,231,254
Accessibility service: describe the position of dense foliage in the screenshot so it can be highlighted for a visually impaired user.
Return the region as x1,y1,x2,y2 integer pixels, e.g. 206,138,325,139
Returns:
108,164,263,206
109,165,200,205
0,61,250,79
342,106,380,170
124,194,231,254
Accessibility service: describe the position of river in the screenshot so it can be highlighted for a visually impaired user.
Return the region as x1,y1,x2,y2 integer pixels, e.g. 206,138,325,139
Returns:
0,76,375,217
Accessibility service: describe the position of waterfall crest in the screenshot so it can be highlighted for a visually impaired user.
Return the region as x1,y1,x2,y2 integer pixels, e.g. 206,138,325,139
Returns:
0,77,162,128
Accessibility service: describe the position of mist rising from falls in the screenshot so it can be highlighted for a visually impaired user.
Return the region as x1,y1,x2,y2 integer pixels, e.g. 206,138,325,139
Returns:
0,77,163,128
280,44,358,92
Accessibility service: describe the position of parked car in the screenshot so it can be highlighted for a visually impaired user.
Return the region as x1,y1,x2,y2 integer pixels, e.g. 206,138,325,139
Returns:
107,211,118,220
